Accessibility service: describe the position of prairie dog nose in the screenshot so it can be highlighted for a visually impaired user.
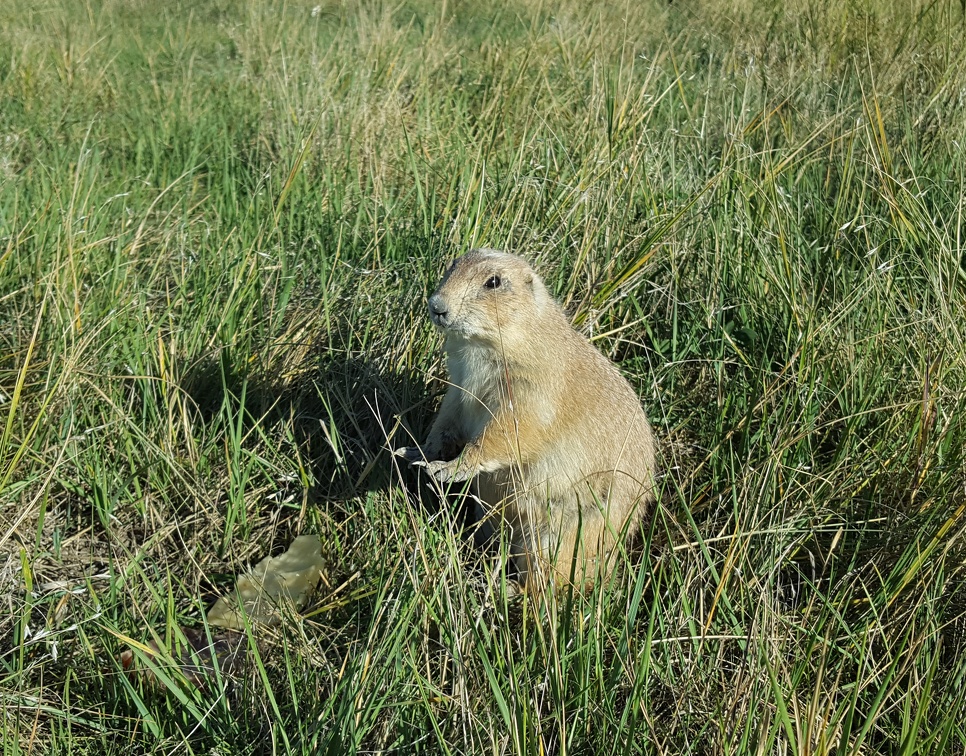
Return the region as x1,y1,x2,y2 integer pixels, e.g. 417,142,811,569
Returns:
428,294,449,326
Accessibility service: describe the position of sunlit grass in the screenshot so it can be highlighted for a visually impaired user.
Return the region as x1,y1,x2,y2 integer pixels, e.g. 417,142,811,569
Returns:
1,0,965,753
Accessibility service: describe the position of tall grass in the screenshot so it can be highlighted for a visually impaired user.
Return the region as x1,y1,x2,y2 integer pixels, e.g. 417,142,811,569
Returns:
1,0,965,753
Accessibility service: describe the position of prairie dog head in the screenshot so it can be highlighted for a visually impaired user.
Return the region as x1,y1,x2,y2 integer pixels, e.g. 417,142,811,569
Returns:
427,249,554,347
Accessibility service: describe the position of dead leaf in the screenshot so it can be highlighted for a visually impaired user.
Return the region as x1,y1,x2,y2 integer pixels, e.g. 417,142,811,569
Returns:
207,534,325,630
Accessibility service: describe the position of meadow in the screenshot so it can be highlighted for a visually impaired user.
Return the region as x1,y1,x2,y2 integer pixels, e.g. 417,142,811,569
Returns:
1,0,966,753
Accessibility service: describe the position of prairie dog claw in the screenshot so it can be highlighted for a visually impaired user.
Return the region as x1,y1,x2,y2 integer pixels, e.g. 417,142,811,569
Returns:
394,446,424,464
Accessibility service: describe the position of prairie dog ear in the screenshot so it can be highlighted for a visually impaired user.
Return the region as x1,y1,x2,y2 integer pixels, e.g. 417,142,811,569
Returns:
528,270,552,313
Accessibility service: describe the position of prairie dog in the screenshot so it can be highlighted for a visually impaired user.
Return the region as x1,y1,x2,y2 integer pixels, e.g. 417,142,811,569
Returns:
396,249,655,591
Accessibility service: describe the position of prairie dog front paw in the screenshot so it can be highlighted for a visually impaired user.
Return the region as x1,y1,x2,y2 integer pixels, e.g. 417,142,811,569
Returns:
413,458,474,483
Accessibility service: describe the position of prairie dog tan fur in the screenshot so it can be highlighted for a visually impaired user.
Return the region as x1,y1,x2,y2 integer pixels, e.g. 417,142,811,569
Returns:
396,249,655,590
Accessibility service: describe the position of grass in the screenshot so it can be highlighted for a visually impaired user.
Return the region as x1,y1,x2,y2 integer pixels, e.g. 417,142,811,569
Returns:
1,0,966,752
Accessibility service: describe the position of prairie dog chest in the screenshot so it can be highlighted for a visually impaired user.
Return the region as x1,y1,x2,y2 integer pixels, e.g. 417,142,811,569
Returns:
447,342,507,436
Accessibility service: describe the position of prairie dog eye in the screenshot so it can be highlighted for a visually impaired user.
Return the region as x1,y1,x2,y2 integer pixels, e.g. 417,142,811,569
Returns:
484,274,502,289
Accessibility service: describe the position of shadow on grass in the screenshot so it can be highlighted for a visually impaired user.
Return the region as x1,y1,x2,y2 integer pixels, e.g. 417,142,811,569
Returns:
176,316,475,531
